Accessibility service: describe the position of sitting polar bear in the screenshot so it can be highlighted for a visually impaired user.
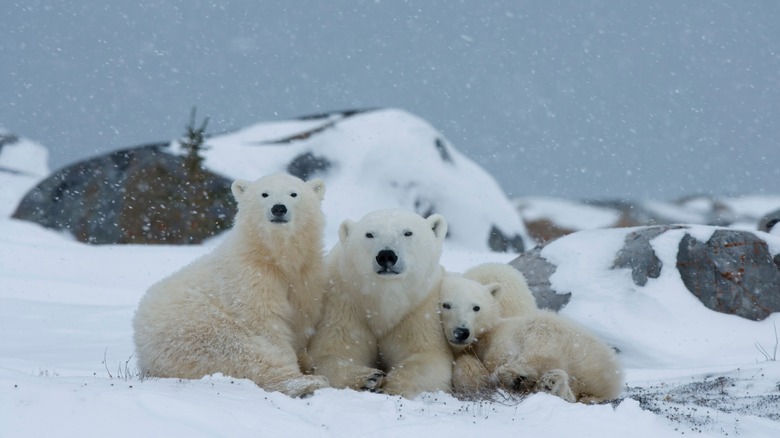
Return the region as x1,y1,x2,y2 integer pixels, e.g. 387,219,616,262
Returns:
133,173,329,398
309,209,453,398
440,272,624,403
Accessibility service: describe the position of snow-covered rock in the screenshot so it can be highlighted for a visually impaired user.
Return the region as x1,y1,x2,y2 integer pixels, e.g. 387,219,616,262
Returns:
0,129,49,218
12,109,529,251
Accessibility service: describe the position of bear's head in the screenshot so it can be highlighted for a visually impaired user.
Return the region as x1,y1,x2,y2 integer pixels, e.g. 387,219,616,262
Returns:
439,275,502,350
231,173,325,240
337,209,447,282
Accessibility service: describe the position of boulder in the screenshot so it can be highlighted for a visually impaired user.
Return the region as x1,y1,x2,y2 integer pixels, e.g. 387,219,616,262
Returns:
677,230,780,321
13,144,236,244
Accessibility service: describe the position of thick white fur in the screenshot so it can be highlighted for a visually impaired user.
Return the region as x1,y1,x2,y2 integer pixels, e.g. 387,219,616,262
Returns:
441,270,624,403
462,263,537,318
308,209,454,398
133,173,329,397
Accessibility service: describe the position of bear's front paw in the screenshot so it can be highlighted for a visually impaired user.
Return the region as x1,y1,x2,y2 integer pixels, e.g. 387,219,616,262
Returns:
535,369,575,402
492,364,537,393
286,375,330,398
360,370,387,392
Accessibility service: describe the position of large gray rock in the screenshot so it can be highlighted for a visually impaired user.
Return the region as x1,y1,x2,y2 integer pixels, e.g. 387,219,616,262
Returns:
12,144,236,244
677,229,780,321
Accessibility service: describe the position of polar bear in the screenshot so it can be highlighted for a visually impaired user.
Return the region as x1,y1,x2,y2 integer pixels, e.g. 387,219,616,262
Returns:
308,209,454,399
440,274,624,403
133,173,329,398
462,262,537,319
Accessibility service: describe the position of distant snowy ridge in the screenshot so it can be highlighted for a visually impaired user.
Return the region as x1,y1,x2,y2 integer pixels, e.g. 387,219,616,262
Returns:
0,128,49,218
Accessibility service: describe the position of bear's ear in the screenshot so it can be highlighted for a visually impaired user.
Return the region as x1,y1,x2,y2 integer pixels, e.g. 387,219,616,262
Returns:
427,214,448,243
486,282,502,299
308,178,326,201
338,219,355,243
231,179,251,199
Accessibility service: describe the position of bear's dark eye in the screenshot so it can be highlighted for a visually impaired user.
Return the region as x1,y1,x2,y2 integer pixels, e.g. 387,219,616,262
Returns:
261,193,269,198
442,303,451,310
404,231,413,237
473,306,480,312
290,192,298,198
365,233,374,238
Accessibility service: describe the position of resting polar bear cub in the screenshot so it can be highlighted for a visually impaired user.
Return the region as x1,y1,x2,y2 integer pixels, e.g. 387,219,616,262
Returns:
133,173,329,398
309,209,453,398
440,270,624,403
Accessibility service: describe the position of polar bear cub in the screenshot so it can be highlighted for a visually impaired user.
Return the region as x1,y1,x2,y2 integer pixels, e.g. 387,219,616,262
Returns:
133,173,329,398
309,209,454,398
440,272,624,403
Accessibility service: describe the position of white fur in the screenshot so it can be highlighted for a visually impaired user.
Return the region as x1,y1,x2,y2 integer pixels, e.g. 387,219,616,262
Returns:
441,269,624,403
133,173,328,397
309,209,454,398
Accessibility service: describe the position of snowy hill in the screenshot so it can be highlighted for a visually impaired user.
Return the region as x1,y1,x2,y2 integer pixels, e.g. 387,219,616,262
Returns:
11,108,529,252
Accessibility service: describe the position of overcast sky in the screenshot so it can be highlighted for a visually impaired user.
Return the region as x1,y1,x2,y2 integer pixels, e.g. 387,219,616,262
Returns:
2,1,779,200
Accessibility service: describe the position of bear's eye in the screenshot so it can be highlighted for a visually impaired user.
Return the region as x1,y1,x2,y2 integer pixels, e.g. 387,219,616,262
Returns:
261,193,269,198
442,303,451,310
365,232,374,239
404,231,413,237
290,192,298,198
472,306,480,312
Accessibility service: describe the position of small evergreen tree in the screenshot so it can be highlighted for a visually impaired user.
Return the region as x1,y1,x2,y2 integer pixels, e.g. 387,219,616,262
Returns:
181,107,210,173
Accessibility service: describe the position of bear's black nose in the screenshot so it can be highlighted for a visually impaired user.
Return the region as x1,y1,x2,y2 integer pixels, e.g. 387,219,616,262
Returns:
375,249,398,268
271,204,287,218
453,327,470,343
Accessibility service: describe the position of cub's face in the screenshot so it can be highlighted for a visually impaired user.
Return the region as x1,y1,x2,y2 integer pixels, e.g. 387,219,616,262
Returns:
439,276,501,349
339,209,447,279
231,173,325,231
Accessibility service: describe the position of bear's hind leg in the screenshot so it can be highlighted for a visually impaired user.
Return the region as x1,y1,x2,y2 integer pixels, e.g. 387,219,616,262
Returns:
535,368,575,402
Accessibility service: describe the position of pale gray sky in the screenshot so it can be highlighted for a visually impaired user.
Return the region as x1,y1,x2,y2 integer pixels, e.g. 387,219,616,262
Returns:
2,1,778,199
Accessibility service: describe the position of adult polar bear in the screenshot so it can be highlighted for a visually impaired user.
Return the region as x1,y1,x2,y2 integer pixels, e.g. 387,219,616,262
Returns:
133,173,329,398
309,209,454,398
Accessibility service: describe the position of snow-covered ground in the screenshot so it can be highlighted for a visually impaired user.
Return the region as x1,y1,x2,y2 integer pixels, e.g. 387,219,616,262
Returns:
2,212,779,437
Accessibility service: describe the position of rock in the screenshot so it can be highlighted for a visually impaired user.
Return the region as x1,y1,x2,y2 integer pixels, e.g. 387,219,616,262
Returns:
758,208,780,234
488,225,525,253
12,144,236,244
286,151,332,181
509,247,570,311
677,230,780,321
611,225,686,286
